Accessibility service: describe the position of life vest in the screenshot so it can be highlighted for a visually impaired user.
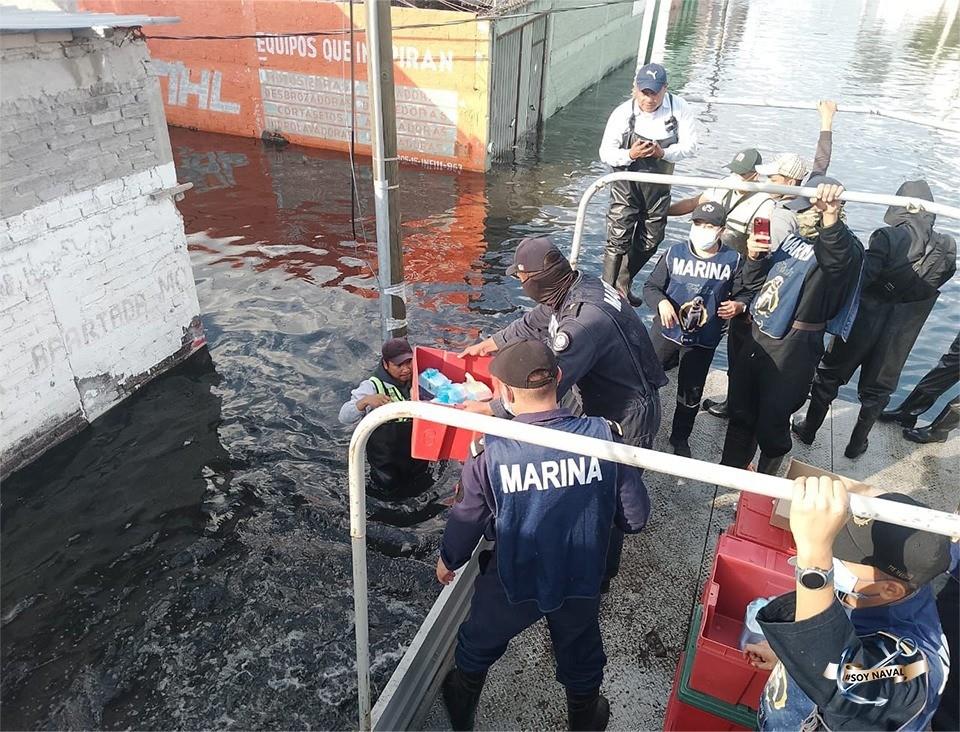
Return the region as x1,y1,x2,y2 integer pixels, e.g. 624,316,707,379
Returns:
750,233,863,340
660,241,741,349
616,93,679,175
486,414,619,612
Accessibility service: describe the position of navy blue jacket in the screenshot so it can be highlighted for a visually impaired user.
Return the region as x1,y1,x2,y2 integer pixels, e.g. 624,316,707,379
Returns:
440,408,650,610
491,274,667,421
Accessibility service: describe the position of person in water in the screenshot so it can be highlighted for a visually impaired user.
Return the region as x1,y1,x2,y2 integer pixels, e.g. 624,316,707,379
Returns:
598,62,699,302
642,201,766,457
792,180,956,458
338,338,432,498
436,339,650,732
745,477,950,731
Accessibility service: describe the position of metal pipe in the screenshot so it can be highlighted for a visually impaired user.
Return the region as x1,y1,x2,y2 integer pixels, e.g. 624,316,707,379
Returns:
569,171,960,268
683,95,960,134
349,401,960,728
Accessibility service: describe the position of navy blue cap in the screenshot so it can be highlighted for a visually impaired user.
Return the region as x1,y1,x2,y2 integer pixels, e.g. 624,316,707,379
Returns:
505,236,564,276
635,63,667,92
691,201,726,226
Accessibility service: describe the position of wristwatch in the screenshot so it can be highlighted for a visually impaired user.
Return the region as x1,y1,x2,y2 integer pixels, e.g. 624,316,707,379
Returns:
788,557,834,590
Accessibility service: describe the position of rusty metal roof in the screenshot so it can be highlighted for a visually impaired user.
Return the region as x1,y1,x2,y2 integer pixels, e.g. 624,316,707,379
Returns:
0,5,178,31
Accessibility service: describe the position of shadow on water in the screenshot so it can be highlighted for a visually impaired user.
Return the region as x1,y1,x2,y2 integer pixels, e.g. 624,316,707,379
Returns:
2,0,959,728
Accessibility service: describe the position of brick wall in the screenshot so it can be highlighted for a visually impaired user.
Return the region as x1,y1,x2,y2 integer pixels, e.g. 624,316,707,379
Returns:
0,28,203,477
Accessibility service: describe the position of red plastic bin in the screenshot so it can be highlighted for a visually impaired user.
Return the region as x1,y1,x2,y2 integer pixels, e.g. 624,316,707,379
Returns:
664,653,752,731
731,492,796,555
690,532,794,710
409,346,497,462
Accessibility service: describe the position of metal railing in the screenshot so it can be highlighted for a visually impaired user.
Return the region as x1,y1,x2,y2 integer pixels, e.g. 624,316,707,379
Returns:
683,95,960,134
568,172,960,268
348,401,960,730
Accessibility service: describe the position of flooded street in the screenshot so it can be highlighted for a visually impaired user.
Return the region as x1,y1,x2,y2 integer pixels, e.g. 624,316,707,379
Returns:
2,1,958,729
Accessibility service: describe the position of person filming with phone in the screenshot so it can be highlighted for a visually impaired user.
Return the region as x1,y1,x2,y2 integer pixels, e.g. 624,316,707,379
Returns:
719,179,864,476
599,63,699,303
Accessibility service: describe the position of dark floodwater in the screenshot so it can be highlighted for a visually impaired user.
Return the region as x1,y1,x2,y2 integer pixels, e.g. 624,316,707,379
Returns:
3,1,958,728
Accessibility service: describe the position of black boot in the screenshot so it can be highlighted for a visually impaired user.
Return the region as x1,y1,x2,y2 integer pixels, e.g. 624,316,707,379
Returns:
442,667,487,731
757,453,783,476
567,688,610,731
601,253,623,289
791,397,829,445
669,403,698,458
879,404,920,429
903,399,960,444
702,398,729,418
844,416,875,459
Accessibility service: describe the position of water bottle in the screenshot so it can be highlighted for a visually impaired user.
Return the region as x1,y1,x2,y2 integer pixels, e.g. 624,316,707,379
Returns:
738,596,774,651
419,368,451,397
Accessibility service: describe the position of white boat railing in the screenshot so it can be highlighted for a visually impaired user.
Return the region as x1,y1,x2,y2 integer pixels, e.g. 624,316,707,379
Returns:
683,95,960,134
569,172,960,269
348,401,960,731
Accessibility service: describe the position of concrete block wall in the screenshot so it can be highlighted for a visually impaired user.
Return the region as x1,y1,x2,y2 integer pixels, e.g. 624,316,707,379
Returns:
0,28,204,477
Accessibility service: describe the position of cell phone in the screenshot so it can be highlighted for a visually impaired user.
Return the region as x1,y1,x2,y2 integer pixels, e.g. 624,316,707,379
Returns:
752,217,771,258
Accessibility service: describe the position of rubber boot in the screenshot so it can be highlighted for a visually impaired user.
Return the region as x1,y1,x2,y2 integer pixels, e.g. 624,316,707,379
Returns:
567,689,610,731
601,253,623,290
903,399,960,444
702,398,729,418
442,667,487,731
844,416,875,459
756,453,784,476
669,403,698,458
791,397,829,445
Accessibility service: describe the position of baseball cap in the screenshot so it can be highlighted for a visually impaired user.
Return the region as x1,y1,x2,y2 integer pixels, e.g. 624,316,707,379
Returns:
381,337,413,365
724,148,762,175
635,63,667,92
691,201,727,227
832,492,951,587
505,236,565,277
784,173,843,212
756,153,808,181
490,339,558,389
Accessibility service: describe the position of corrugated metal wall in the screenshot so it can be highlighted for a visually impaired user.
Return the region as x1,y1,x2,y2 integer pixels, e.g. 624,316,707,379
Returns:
488,13,546,161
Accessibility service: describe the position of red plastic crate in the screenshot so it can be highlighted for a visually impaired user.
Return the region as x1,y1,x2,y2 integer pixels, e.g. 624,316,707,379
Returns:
664,653,751,731
690,533,794,710
731,492,796,555
409,346,497,462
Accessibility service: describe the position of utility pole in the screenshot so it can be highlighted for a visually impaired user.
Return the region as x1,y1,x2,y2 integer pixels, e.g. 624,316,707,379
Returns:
365,0,407,341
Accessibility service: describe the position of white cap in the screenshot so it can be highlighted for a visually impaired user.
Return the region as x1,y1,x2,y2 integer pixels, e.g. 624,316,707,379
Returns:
756,153,809,180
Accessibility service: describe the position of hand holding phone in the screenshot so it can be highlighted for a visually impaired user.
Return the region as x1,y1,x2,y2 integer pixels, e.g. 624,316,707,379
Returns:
748,217,772,259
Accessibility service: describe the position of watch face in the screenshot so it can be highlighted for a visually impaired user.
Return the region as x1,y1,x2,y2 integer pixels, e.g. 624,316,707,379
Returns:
799,571,828,590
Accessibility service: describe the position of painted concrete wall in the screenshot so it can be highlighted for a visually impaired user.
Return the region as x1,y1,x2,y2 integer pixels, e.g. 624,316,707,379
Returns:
0,28,204,477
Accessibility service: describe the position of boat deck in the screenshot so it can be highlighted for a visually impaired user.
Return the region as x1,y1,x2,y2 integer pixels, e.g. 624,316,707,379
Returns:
421,369,958,731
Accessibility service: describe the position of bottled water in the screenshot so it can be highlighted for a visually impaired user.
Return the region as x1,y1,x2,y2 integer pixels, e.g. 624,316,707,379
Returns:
419,368,451,397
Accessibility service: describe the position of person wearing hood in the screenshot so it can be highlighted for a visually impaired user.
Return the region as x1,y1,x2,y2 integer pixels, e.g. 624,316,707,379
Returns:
459,236,667,586
719,179,864,476
642,201,767,457
792,180,957,458
338,338,432,498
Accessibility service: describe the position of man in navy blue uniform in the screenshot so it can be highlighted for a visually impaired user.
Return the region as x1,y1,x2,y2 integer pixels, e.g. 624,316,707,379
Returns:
459,236,666,584
436,340,650,731
720,179,864,475
743,477,951,731
643,201,766,457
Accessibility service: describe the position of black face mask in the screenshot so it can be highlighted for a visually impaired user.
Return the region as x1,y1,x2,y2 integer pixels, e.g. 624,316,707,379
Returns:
520,256,577,309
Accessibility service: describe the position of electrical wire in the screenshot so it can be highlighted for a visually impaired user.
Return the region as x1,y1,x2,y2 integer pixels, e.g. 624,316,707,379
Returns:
145,0,640,41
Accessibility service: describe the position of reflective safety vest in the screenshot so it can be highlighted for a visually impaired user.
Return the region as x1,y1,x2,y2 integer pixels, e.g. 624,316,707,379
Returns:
487,415,618,613
718,190,771,255
369,375,409,422
661,241,741,349
750,234,863,340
